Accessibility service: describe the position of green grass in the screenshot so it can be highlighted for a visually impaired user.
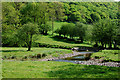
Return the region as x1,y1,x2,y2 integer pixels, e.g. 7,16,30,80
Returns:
2,47,72,60
0,47,2,79
91,50,120,62
35,21,92,48
35,35,92,47
2,61,119,78
47,21,68,33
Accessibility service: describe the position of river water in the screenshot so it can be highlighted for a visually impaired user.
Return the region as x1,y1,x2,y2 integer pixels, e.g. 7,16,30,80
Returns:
54,51,94,63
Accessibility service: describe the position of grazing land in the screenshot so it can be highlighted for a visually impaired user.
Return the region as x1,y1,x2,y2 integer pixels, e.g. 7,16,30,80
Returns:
2,61,119,78
91,50,120,62
2,47,72,60
35,35,92,47
1,2,120,79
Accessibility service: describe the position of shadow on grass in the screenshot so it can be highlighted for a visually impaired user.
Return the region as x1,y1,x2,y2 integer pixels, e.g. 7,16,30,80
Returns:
50,36,76,44
44,64,119,78
1,50,26,52
50,36,91,45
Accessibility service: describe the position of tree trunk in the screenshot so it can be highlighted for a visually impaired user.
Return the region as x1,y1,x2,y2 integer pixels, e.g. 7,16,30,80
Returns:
113,41,117,49
96,42,98,47
28,45,31,51
27,35,32,51
64,34,65,38
59,34,61,36
109,41,112,49
45,31,47,35
101,42,104,48
80,37,83,43
105,44,106,48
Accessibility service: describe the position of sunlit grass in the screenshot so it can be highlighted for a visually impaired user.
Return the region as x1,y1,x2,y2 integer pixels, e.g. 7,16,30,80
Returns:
2,47,72,60
2,61,119,78
91,50,120,61
35,35,92,47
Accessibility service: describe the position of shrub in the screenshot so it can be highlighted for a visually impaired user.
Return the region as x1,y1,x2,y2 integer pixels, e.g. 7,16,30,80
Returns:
42,53,47,57
37,54,41,58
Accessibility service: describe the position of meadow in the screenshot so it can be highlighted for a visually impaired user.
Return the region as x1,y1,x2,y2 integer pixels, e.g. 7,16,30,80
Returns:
1,2,120,79
2,47,72,60
3,61,119,78
1,21,119,78
35,35,92,47
91,50,120,62
2,47,120,78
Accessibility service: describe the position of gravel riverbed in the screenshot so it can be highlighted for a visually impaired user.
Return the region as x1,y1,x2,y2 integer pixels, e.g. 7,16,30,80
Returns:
39,51,120,67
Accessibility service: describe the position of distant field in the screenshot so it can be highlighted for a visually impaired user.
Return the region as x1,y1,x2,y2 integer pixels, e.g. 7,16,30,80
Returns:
2,47,72,60
3,61,119,78
91,50,120,62
35,35,92,47
47,21,68,34
35,21,93,48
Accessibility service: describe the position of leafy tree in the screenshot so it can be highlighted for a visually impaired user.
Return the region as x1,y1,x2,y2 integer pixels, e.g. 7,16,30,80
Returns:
85,25,93,42
20,2,49,24
48,2,64,35
55,28,62,36
67,23,75,38
90,12,101,23
60,24,69,37
2,2,20,46
75,22,86,43
39,24,51,35
92,19,117,48
17,22,39,51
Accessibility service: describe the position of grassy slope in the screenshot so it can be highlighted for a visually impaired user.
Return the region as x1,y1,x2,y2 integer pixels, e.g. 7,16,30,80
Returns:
47,21,68,33
3,61,119,78
2,47,72,60
35,35,92,47
29,21,92,48
35,21,92,47
91,50,120,61
0,47,2,79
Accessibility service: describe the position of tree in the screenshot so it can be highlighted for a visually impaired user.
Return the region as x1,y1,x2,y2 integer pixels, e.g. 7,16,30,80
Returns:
90,12,101,23
55,28,62,36
66,23,75,39
84,25,93,42
92,19,117,48
39,24,51,35
60,24,69,37
75,22,86,43
2,2,20,46
20,2,49,24
48,2,64,35
17,22,39,51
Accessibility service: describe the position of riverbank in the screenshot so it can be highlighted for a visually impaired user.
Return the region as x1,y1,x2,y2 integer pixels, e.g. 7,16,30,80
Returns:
38,51,91,61
75,60,119,67
39,51,120,67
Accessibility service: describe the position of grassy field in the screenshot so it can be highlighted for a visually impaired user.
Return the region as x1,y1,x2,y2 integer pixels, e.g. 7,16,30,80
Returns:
34,21,93,48
35,35,92,47
47,21,68,34
2,61,119,78
91,50,120,62
2,47,72,60
0,47,2,79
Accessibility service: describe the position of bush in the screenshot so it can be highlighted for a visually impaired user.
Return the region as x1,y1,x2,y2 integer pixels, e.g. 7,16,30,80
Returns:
37,54,41,58
42,53,47,57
